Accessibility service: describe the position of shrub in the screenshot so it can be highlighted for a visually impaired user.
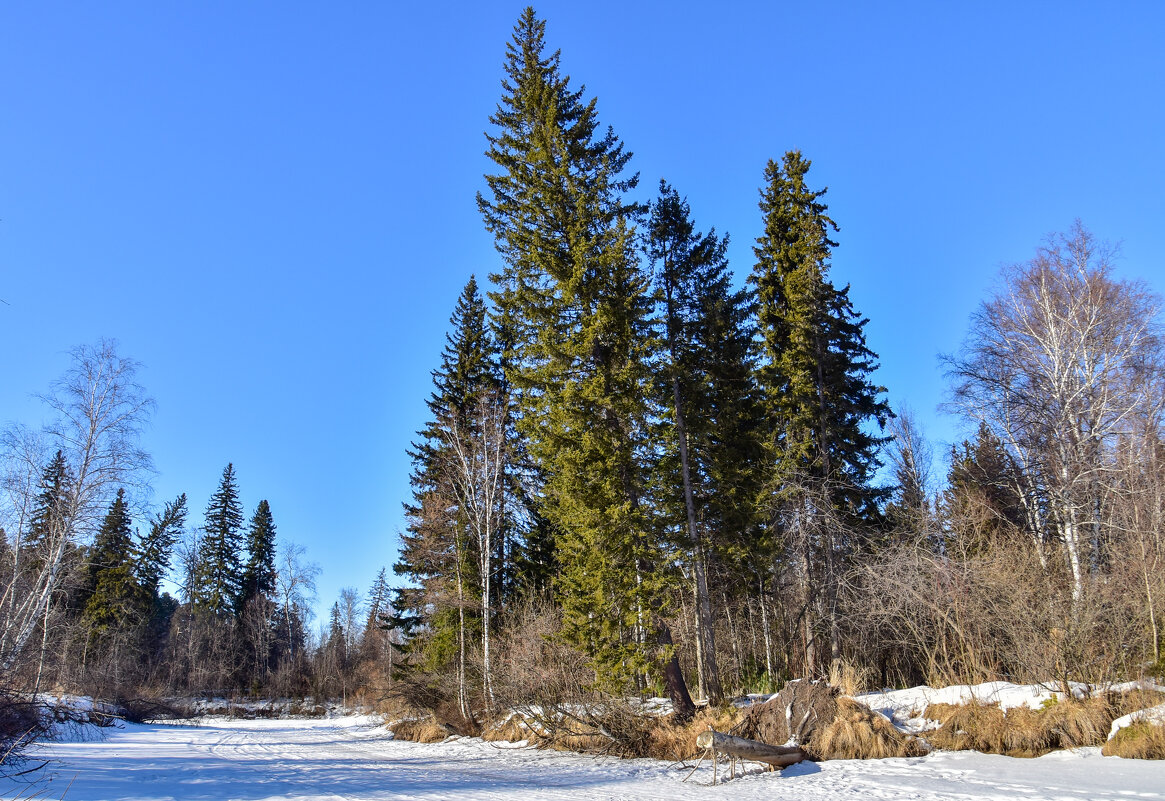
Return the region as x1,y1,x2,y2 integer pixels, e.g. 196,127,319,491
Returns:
1103,722,1165,759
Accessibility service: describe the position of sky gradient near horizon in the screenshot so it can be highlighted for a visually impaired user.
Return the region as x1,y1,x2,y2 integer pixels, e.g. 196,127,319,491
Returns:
3,2,1164,623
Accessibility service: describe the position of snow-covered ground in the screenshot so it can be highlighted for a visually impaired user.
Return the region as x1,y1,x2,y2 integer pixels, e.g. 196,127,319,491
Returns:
3,715,1165,801
855,679,1165,734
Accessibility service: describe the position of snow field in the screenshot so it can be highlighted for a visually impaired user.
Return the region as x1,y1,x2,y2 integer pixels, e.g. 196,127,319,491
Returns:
4,714,1165,801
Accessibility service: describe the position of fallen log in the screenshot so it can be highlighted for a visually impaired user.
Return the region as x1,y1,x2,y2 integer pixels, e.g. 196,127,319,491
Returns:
695,729,807,769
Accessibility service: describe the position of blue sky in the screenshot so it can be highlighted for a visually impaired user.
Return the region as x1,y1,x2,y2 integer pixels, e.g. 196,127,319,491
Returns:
3,2,1164,622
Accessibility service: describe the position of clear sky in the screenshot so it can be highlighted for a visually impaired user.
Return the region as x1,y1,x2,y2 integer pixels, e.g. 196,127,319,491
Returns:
3,2,1164,623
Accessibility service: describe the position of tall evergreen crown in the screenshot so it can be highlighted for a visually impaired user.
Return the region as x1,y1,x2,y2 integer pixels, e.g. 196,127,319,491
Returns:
195,463,245,616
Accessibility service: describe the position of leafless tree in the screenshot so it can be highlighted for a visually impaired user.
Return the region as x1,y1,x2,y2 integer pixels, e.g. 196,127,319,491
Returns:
276,541,319,662
443,391,508,710
946,222,1165,605
0,340,153,679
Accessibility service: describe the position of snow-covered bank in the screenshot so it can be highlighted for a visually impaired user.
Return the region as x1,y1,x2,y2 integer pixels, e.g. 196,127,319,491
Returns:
857,680,1165,734
3,715,1165,801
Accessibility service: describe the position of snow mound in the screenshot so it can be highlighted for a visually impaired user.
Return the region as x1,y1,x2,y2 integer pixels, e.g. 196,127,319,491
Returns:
1109,703,1165,739
856,682,1086,734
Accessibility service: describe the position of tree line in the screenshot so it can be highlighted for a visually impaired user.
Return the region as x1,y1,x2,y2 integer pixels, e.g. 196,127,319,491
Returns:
3,7,1163,730
388,7,1165,727
0,343,394,703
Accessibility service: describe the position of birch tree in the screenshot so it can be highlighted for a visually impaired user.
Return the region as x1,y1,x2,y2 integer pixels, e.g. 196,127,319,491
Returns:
947,222,1165,605
444,391,507,709
0,340,153,678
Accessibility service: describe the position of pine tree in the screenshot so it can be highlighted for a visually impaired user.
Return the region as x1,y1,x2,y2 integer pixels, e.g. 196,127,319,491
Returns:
478,9,693,715
83,488,148,635
194,463,245,617
240,500,277,606
751,151,891,675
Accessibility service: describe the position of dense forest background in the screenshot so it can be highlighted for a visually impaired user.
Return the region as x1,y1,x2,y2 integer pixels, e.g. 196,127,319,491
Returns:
3,9,1164,731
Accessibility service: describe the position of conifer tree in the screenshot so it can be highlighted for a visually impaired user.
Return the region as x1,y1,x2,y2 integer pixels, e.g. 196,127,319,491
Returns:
365,567,392,630
478,9,693,715
751,151,890,675
83,488,148,635
647,181,763,703
361,568,396,671
137,493,187,600
240,500,277,606
194,463,245,617
395,277,501,717
21,450,71,574
942,423,1026,554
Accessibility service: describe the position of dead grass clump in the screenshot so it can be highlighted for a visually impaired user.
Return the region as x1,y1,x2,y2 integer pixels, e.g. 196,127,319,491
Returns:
481,714,532,743
828,661,873,697
927,702,1009,754
1109,688,1165,718
1103,722,1165,759
738,680,839,748
644,706,743,762
1042,697,1112,748
921,702,967,726
815,698,926,760
998,705,1051,757
928,696,1119,757
734,681,920,761
390,717,453,743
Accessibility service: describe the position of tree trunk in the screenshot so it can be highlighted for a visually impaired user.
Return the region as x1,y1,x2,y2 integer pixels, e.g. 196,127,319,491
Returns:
696,730,807,768
658,621,696,722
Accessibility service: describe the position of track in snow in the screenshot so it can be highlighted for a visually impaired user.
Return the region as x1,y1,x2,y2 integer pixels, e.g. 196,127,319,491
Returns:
4,715,1165,801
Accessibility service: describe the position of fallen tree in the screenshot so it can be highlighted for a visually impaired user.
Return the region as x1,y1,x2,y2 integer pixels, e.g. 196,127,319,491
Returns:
695,729,807,768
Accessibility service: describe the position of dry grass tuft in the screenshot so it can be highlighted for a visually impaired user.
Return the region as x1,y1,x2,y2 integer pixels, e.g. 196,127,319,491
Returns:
735,682,921,761
644,706,743,762
927,694,1139,757
1041,696,1112,748
481,714,532,743
1103,722,1165,759
997,705,1052,757
927,702,1010,754
816,698,926,760
828,661,873,697
390,717,455,743
1109,688,1165,718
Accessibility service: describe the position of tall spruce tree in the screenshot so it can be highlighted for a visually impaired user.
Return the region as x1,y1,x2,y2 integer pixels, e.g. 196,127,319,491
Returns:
194,463,245,617
647,181,764,703
240,499,277,606
395,277,501,716
942,423,1026,554
478,9,693,716
83,488,148,635
751,151,890,675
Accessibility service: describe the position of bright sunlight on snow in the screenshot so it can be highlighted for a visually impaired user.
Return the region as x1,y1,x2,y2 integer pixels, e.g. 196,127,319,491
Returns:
4,715,1165,801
